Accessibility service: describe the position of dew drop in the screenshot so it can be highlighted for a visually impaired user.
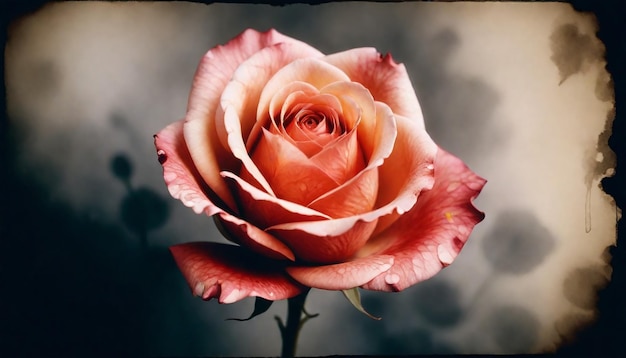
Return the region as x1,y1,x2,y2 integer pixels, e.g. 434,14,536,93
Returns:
426,164,434,171
163,171,177,182
337,267,346,275
466,179,485,191
385,274,400,285
446,181,460,193
222,288,241,304
299,182,307,192
437,244,454,266
157,149,167,164
194,282,205,297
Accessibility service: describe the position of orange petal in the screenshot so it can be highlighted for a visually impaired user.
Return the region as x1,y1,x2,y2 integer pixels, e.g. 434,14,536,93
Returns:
308,167,378,218
154,120,225,215
308,102,396,217
222,105,276,196
184,29,321,209
263,110,436,263
324,47,425,126
319,81,377,160
215,211,296,261
360,149,486,292
170,242,305,303
286,255,394,290
249,128,339,206
267,217,379,264
256,57,351,123
216,43,324,197
371,114,438,237
221,171,331,229
308,126,363,185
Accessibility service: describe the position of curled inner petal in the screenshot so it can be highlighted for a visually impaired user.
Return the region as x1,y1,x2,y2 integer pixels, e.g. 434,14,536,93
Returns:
245,128,340,206
265,83,348,157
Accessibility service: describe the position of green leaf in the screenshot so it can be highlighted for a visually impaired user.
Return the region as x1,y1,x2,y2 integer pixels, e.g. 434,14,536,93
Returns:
341,288,381,320
227,297,273,321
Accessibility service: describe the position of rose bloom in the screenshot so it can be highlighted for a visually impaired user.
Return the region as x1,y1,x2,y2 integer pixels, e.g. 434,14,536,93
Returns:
154,29,486,304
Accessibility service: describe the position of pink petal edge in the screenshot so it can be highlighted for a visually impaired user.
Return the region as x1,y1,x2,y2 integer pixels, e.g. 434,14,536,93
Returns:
170,242,305,303
361,149,486,292
287,255,395,290
154,120,296,261
184,29,322,208
324,47,425,126
154,120,223,216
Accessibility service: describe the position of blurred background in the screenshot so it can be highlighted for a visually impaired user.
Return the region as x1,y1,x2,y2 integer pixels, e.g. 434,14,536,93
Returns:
2,1,623,356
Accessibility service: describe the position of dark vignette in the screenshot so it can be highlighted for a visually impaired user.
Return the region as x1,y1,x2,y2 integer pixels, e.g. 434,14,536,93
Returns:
1,0,623,357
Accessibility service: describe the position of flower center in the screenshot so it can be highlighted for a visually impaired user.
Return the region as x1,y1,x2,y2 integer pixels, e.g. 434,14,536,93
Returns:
274,102,345,157
301,115,322,130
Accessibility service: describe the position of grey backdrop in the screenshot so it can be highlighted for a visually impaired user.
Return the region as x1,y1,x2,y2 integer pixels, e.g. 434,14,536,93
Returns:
3,2,619,356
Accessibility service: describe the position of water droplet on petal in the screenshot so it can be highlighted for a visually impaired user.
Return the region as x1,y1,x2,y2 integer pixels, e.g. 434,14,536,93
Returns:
157,149,167,164
385,273,400,285
194,282,205,297
299,183,307,192
380,263,392,272
222,288,241,304
426,163,434,171
465,179,484,191
437,244,455,267
446,181,460,193
163,171,177,182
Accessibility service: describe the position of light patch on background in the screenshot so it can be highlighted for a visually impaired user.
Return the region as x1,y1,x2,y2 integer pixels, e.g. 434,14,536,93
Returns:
4,1,617,356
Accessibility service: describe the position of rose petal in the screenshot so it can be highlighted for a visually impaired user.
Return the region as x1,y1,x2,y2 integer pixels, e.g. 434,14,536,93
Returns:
286,255,395,291
221,171,331,229
318,81,377,160
360,149,486,292
214,211,296,261
265,109,435,263
324,47,424,126
170,242,304,303
257,58,351,119
308,126,363,185
215,43,325,195
267,217,379,264
266,81,331,156
370,114,438,236
184,29,321,208
269,81,318,129
308,102,396,217
154,120,224,216
247,128,340,206
308,168,378,218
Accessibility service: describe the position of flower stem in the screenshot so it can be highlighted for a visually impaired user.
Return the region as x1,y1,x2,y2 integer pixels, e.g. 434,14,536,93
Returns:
276,291,316,358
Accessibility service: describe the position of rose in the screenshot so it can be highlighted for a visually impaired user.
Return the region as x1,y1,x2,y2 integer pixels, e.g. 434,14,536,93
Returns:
154,29,485,304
